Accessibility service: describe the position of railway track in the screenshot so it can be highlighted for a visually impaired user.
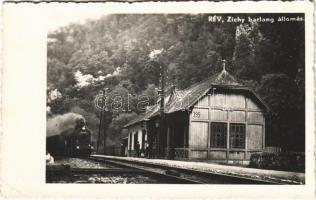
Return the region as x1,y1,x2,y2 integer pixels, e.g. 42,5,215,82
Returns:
46,158,201,184
47,156,284,184
87,157,203,184
88,156,280,184
47,166,144,174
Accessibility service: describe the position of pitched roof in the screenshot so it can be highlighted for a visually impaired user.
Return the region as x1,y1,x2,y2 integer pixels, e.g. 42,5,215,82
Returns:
124,69,270,128
165,69,244,113
123,104,159,128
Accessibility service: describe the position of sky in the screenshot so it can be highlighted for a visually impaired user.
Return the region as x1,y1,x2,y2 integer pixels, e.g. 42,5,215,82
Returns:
47,4,109,31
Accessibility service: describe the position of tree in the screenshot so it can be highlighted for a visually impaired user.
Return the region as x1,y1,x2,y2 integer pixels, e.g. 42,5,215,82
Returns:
258,74,304,151
47,14,305,151
106,112,138,146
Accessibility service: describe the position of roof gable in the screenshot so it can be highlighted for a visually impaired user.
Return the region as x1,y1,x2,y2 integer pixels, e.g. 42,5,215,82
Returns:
166,69,245,113
213,69,243,86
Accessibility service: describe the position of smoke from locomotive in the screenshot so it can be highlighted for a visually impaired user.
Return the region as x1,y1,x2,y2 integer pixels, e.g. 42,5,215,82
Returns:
46,113,94,157
47,113,83,137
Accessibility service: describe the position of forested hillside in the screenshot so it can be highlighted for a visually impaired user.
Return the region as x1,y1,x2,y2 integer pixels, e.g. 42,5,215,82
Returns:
47,14,305,151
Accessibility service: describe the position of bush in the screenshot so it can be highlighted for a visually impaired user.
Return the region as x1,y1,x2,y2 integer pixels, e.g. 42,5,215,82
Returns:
249,152,305,172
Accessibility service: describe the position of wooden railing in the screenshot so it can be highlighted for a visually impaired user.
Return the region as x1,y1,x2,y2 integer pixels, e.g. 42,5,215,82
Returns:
166,147,264,161
173,148,189,159
264,146,282,153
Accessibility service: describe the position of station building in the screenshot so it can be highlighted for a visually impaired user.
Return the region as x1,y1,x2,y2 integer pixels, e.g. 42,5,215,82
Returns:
123,67,270,165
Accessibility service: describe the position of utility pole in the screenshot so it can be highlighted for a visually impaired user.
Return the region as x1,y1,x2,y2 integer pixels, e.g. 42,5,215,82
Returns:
96,88,108,154
103,88,108,155
96,90,104,154
158,63,165,158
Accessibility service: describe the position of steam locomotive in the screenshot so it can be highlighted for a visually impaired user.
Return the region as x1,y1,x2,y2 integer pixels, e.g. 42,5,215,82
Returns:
46,118,94,157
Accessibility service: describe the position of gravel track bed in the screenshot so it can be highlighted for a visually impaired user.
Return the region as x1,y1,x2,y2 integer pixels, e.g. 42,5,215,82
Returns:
48,174,161,184
53,157,116,169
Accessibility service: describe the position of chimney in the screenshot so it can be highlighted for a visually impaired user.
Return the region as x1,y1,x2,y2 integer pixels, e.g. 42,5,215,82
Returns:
222,59,227,72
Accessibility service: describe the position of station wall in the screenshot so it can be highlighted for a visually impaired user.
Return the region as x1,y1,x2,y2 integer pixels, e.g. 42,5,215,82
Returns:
188,91,265,162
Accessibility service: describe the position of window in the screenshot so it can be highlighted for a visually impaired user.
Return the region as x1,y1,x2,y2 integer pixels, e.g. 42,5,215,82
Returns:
229,123,245,148
210,122,227,148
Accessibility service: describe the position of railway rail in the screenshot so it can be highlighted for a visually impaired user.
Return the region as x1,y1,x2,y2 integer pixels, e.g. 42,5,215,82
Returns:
88,156,280,184
46,159,201,184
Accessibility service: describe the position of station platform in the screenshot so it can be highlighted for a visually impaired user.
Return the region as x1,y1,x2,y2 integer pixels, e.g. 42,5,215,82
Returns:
91,154,305,184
